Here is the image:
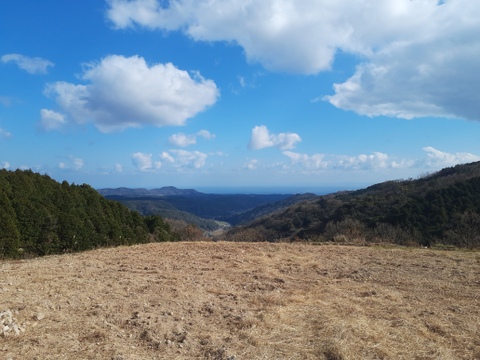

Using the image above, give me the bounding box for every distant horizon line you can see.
[97,184,367,195]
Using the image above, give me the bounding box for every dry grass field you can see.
[1,242,479,359]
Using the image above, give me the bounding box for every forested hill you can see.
[0,169,174,259]
[226,162,480,248]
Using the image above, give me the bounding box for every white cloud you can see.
[244,159,259,170]
[40,109,66,131]
[283,147,480,174]
[197,130,215,140]
[249,125,301,150]
[58,156,84,171]
[160,151,175,163]
[283,151,329,170]
[168,130,215,147]
[107,0,480,121]
[0,128,12,140]
[160,149,208,168]
[1,53,54,74]
[283,150,410,172]
[132,152,161,172]
[114,163,123,172]
[335,152,390,170]
[45,55,219,132]
[422,146,480,168]
[169,149,208,168]
[168,133,196,147]
[1,162,10,169]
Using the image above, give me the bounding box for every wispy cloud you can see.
[0,128,12,140]
[249,125,301,151]
[45,55,219,132]
[1,53,54,74]
[244,159,259,170]
[58,156,84,171]
[0,96,15,107]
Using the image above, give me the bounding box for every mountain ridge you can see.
[226,161,480,248]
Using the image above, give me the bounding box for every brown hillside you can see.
[1,242,479,359]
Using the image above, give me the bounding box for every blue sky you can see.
[1,0,480,192]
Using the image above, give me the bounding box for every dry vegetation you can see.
[1,242,479,359]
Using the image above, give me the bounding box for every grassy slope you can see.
[1,242,479,359]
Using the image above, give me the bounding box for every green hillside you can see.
[0,169,175,259]
[226,162,480,248]
[112,197,220,231]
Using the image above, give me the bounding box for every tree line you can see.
[0,169,176,259]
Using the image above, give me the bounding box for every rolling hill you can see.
[101,189,295,230]
[226,162,480,248]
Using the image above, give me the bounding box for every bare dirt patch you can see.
[1,242,479,359]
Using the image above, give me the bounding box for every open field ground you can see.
[1,242,479,359]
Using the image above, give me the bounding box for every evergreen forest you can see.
[0,169,175,259]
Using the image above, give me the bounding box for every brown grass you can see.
[1,242,479,359]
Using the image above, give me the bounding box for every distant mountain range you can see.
[98,186,201,197]
[99,186,298,230]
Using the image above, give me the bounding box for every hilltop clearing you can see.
[1,242,479,359]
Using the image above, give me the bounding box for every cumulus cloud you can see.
[283,151,329,170]
[168,130,215,147]
[422,146,480,168]
[163,149,208,169]
[1,53,54,74]
[249,125,301,150]
[132,152,161,172]
[335,152,390,170]
[107,0,480,121]
[132,149,208,171]
[283,147,480,173]
[1,162,10,169]
[45,55,219,132]
[283,150,407,172]
[40,109,66,131]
